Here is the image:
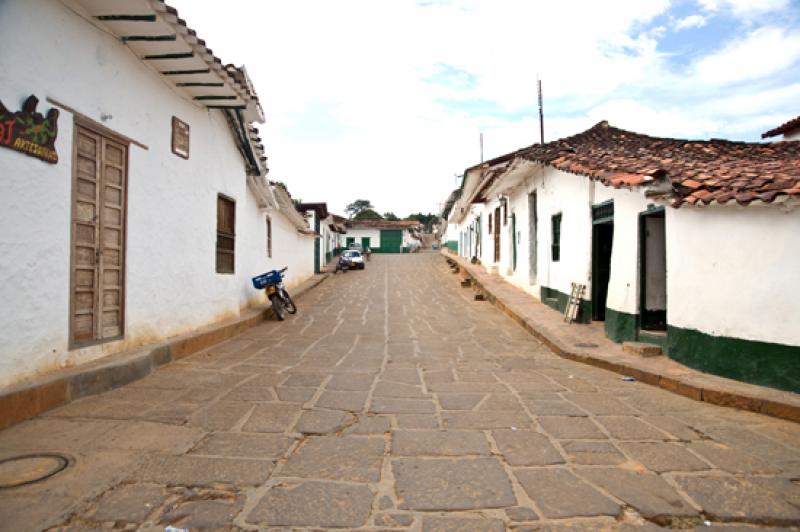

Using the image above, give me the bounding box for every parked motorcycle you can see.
[252,267,297,320]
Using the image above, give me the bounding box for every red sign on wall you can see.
[0,95,59,164]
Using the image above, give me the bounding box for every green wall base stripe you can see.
[604,307,638,343]
[540,286,591,324]
[665,325,800,393]
[446,240,458,252]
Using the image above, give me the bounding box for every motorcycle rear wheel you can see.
[270,294,286,320]
[284,291,297,314]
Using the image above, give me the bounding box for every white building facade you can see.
[447,122,800,392]
[0,0,316,388]
[344,220,423,253]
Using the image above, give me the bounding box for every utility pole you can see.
[479,131,484,162]
[538,77,544,144]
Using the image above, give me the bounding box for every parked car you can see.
[342,249,365,269]
[348,242,363,251]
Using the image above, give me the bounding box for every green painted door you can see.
[361,237,371,250]
[314,217,321,273]
[378,229,402,253]
[346,237,355,247]
[511,213,517,271]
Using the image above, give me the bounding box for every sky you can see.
[174,0,800,217]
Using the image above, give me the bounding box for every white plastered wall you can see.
[527,168,594,298]
[0,0,314,387]
[345,228,381,248]
[666,206,800,346]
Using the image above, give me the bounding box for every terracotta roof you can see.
[346,220,422,229]
[77,0,263,122]
[296,202,329,219]
[762,115,800,139]
[517,121,800,207]
[440,188,462,219]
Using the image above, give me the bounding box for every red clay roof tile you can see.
[518,121,800,207]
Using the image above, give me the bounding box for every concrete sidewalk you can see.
[443,251,800,423]
[0,273,330,430]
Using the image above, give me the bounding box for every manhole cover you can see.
[574,342,599,348]
[0,453,70,489]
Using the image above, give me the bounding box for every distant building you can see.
[446,121,800,392]
[296,203,346,272]
[344,220,423,253]
[762,115,800,142]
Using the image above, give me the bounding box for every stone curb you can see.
[443,251,800,424]
[0,273,330,430]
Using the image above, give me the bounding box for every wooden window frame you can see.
[216,194,236,274]
[171,116,190,159]
[551,213,562,262]
[266,215,272,258]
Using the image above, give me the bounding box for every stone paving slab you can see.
[392,430,491,456]
[132,454,274,487]
[247,481,373,527]
[577,467,698,524]
[421,515,506,531]
[514,467,621,518]
[393,457,517,510]
[280,435,384,482]
[491,429,565,466]
[188,432,294,458]
[675,475,800,525]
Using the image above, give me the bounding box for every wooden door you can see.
[493,207,501,262]
[70,124,127,346]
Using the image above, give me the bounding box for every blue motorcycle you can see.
[252,267,297,320]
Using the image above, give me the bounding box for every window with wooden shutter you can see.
[266,215,272,258]
[551,213,562,262]
[216,195,235,274]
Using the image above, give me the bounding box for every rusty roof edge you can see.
[762,115,800,139]
[148,0,263,121]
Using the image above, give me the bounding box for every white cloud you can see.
[698,0,790,16]
[674,14,707,30]
[692,26,800,84]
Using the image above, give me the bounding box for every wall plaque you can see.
[171,116,189,159]
[0,95,59,163]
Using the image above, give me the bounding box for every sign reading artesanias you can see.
[0,95,59,164]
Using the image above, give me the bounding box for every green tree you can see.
[406,212,439,232]
[353,209,383,220]
[383,212,399,221]
[345,199,374,219]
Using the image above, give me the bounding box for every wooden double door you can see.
[70,124,128,346]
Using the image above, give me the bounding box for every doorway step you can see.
[622,341,662,358]
[639,329,667,348]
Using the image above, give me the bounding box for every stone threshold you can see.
[443,251,800,423]
[0,273,330,430]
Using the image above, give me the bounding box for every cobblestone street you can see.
[1,252,799,531]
